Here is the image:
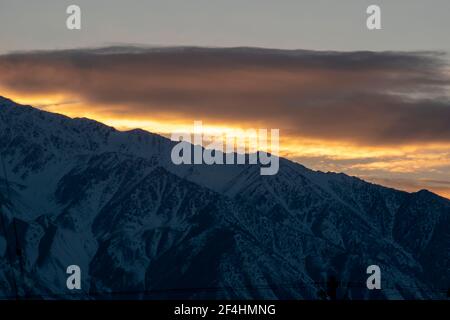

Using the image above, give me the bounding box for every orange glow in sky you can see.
[4,90,449,200]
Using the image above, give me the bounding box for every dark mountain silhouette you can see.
[0,96,449,299]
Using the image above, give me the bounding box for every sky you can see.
[1,0,450,53]
[0,1,450,198]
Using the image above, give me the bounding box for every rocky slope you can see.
[0,96,449,299]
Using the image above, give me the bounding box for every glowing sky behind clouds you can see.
[1,0,450,198]
[0,46,449,198]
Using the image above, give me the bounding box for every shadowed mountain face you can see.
[0,96,449,299]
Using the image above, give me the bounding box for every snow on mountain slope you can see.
[0,96,449,299]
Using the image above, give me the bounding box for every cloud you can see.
[0,46,449,145]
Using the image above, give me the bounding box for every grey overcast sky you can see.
[0,0,449,53]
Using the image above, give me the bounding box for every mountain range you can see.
[0,96,449,300]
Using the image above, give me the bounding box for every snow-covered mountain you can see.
[0,96,449,299]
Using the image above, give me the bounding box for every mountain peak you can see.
[0,95,13,103]
[414,188,449,202]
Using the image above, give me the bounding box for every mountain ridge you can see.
[0,96,449,299]
[1,95,446,201]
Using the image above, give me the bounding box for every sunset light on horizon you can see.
[2,82,449,199]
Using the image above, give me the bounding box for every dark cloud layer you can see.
[0,46,449,145]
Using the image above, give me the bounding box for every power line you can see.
[0,278,447,300]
